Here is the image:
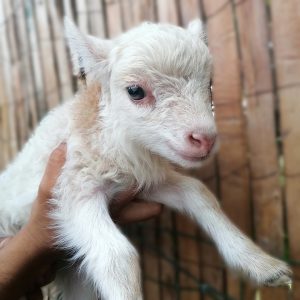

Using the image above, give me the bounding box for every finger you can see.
[38,143,67,199]
[115,202,163,224]
[110,188,137,215]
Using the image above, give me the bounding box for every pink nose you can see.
[188,132,216,154]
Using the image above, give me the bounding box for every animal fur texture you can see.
[0,18,292,299]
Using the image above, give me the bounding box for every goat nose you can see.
[188,133,216,151]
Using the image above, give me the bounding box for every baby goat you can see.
[0,18,291,299]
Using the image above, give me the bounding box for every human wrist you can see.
[0,227,56,299]
[20,223,56,260]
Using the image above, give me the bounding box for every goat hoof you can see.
[263,266,292,287]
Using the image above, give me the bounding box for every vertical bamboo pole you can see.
[179,0,202,25]
[121,0,156,30]
[235,0,287,298]
[34,0,60,110]
[0,1,9,168]
[75,0,89,33]
[63,0,75,20]
[15,0,38,132]
[156,0,178,24]
[47,0,73,101]
[87,0,106,37]
[271,0,300,298]
[0,44,10,168]
[104,0,123,38]
[0,0,18,158]
[4,0,27,148]
[24,0,46,119]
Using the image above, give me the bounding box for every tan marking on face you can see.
[71,83,102,134]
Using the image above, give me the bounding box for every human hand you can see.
[0,144,68,299]
[0,143,162,299]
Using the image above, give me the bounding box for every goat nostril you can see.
[189,133,203,146]
[188,133,216,150]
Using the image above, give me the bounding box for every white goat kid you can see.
[0,18,292,299]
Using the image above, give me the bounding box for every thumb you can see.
[38,143,67,199]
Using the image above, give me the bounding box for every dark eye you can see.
[127,85,145,101]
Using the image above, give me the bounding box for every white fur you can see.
[0,18,291,299]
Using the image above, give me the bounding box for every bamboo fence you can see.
[0,0,300,299]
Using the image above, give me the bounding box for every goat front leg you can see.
[142,171,292,287]
[51,176,142,300]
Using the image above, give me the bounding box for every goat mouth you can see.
[177,152,210,162]
[167,143,211,162]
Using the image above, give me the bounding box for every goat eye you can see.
[127,85,145,100]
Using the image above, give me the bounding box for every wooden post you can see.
[179,0,202,26]
[156,0,179,24]
[271,0,300,298]
[47,0,73,101]
[0,46,10,168]
[0,0,18,158]
[235,0,287,298]
[15,0,38,132]
[34,0,60,110]
[87,0,106,37]
[3,0,27,148]
[75,0,89,33]
[104,0,123,38]
[121,0,157,30]
[24,0,47,119]
[63,0,75,20]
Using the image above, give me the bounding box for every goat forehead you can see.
[115,45,212,84]
[113,25,211,79]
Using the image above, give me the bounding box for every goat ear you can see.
[187,19,208,45]
[64,17,112,76]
